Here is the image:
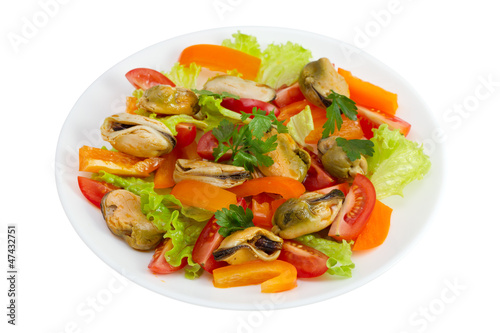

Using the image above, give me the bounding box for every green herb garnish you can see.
[192,89,240,100]
[336,137,374,161]
[322,90,358,138]
[214,204,254,237]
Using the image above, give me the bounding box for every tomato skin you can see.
[328,174,376,242]
[125,68,175,90]
[356,105,411,139]
[220,98,280,117]
[77,176,118,208]
[196,130,231,161]
[302,153,336,191]
[274,83,305,108]
[148,239,187,274]
[175,123,197,148]
[192,198,247,274]
[278,240,329,278]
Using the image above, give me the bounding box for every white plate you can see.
[55,26,444,310]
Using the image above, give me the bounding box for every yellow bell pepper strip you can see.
[178,44,261,80]
[170,179,237,212]
[338,68,398,116]
[79,146,162,177]
[212,260,297,293]
[228,176,306,200]
[352,199,392,251]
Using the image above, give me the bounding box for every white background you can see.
[2,0,499,332]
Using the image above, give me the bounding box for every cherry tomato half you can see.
[278,240,329,278]
[175,123,197,148]
[302,152,336,191]
[220,98,280,117]
[328,174,376,242]
[77,176,118,208]
[196,130,231,161]
[125,68,175,90]
[148,239,187,274]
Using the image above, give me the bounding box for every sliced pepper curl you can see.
[212,260,297,293]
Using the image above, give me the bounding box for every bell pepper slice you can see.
[170,179,237,212]
[228,177,306,200]
[251,193,275,229]
[79,146,162,177]
[352,199,392,251]
[212,260,297,293]
[178,44,261,80]
[154,149,180,189]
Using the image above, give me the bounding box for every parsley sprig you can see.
[212,108,288,172]
[336,137,374,161]
[322,90,358,138]
[214,204,254,237]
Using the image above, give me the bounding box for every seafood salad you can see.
[76,31,431,293]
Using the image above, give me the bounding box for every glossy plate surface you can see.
[55,27,444,310]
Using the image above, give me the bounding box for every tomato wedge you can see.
[220,98,280,117]
[274,83,305,108]
[77,176,118,208]
[278,240,329,278]
[302,152,336,191]
[196,130,231,161]
[125,68,175,90]
[175,123,197,148]
[148,239,187,274]
[192,198,246,273]
[356,105,411,139]
[328,174,376,242]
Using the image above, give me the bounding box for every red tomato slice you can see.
[328,174,376,242]
[250,193,274,229]
[314,183,350,196]
[196,130,231,161]
[148,239,187,274]
[220,98,280,117]
[274,83,305,108]
[356,105,411,139]
[125,68,175,90]
[192,198,247,273]
[278,240,329,278]
[175,123,197,148]
[77,176,118,208]
[302,152,336,191]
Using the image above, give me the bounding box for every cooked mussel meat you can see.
[100,112,176,157]
[213,227,283,265]
[318,135,368,181]
[272,189,345,239]
[173,159,251,188]
[203,75,276,102]
[298,58,350,109]
[101,189,163,250]
[138,85,200,115]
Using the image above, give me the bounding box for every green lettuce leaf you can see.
[222,31,262,58]
[367,124,431,199]
[197,95,250,131]
[166,62,201,89]
[155,114,207,136]
[286,105,314,146]
[295,234,355,277]
[257,42,312,89]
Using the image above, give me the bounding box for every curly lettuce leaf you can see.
[257,42,312,89]
[197,95,250,131]
[367,124,431,199]
[166,62,201,89]
[286,105,314,146]
[155,114,207,136]
[295,234,355,277]
[222,31,262,58]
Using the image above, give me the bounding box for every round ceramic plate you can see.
[55,26,444,310]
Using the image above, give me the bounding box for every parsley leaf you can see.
[192,89,240,100]
[214,204,254,237]
[336,137,374,161]
[322,90,358,138]
[212,108,287,172]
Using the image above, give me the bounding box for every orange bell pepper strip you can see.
[178,140,202,160]
[250,193,275,229]
[79,146,162,177]
[125,96,138,114]
[178,44,261,80]
[338,68,398,116]
[212,260,297,293]
[154,149,180,189]
[353,199,392,251]
[228,177,305,200]
[277,100,310,123]
[305,110,364,144]
[170,179,237,212]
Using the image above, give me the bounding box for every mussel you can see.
[173,159,251,188]
[138,85,200,115]
[318,135,368,181]
[100,112,176,157]
[203,75,276,102]
[298,58,350,109]
[272,189,345,239]
[213,227,283,265]
[101,190,163,250]
[257,130,311,182]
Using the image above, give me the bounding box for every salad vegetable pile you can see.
[77,31,431,293]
